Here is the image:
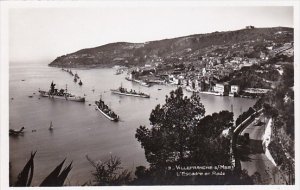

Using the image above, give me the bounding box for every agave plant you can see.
[14,152,72,187]
[15,151,36,186]
[40,158,72,186]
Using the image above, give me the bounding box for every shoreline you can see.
[53,64,262,100]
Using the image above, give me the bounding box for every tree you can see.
[190,111,233,165]
[135,87,237,184]
[282,64,294,87]
[133,166,152,185]
[235,107,255,126]
[136,88,205,168]
[86,155,131,186]
[263,103,278,119]
[136,88,205,171]
[253,97,264,110]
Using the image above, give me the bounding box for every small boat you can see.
[79,80,83,86]
[139,81,151,87]
[49,121,53,131]
[39,82,85,102]
[95,97,119,122]
[74,73,80,79]
[9,127,25,136]
[115,69,123,75]
[111,85,150,98]
[63,69,74,76]
[125,77,132,81]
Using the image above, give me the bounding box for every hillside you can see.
[49,27,293,68]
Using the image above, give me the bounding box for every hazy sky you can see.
[9,6,293,63]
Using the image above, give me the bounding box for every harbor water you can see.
[9,61,257,185]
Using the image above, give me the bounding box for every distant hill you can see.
[49,27,293,68]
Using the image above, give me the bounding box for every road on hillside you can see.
[238,115,286,184]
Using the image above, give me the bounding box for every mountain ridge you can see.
[49,27,293,68]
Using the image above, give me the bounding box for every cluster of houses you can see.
[127,66,242,97]
[124,29,293,98]
[168,75,240,97]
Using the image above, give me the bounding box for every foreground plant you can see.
[13,151,72,187]
[86,155,131,185]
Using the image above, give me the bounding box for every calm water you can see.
[9,62,257,186]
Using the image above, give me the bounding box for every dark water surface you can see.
[9,62,256,185]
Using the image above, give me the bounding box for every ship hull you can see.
[110,90,150,98]
[39,91,85,102]
[95,104,119,122]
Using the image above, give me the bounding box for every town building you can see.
[229,85,240,97]
[231,85,240,94]
[168,75,180,85]
[213,83,229,96]
[245,25,255,29]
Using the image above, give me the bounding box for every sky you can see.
[8,5,293,63]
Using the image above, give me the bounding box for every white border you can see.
[1,1,299,190]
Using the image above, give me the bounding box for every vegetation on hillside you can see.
[49,27,293,68]
[218,64,279,91]
[253,60,294,184]
[133,87,254,185]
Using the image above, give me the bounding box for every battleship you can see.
[95,97,119,121]
[111,85,150,98]
[38,82,85,102]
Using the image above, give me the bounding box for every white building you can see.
[202,68,207,76]
[214,83,230,96]
[231,85,240,93]
[169,75,180,85]
[214,83,225,95]
[229,85,240,97]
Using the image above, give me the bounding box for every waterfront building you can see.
[243,88,271,94]
[128,73,133,80]
[229,85,240,97]
[169,75,180,85]
[213,83,230,96]
[231,85,240,94]
[214,83,224,95]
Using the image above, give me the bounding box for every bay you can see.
[9,62,257,186]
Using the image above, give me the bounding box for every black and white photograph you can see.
[0,0,298,189]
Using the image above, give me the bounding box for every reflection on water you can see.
[9,62,257,185]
